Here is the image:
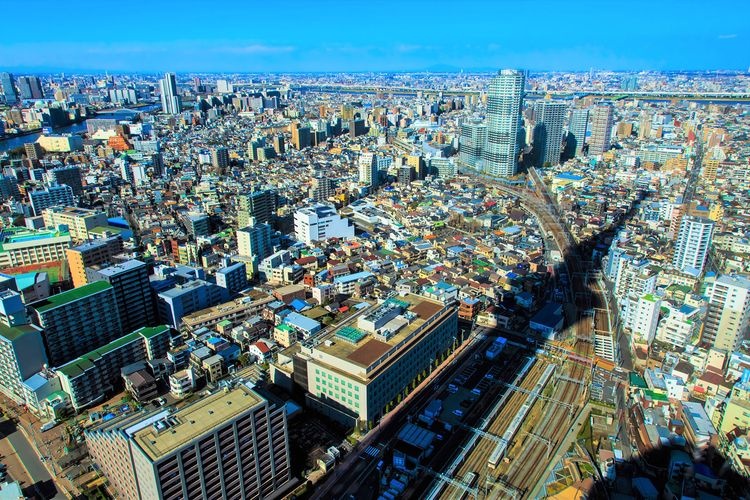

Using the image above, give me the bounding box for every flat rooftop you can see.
[132,384,263,461]
[30,280,112,313]
[310,293,449,375]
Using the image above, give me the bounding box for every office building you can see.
[483,69,524,177]
[159,72,181,115]
[57,325,171,410]
[458,120,487,169]
[86,260,156,335]
[290,123,311,150]
[216,262,248,295]
[29,184,75,216]
[0,72,18,104]
[17,76,43,99]
[211,147,229,171]
[358,152,379,187]
[294,204,354,245]
[85,383,291,500]
[237,189,276,227]
[672,216,714,274]
[273,134,285,155]
[0,226,71,268]
[568,108,589,157]
[428,158,456,179]
[157,280,229,328]
[702,275,750,352]
[42,206,107,242]
[589,104,614,155]
[66,237,123,288]
[29,281,122,367]
[237,222,274,267]
[533,101,567,167]
[0,290,49,407]
[287,294,458,426]
[49,165,83,197]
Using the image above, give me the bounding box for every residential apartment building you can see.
[86,260,156,335]
[56,325,172,410]
[0,290,48,406]
[85,383,291,499]
[66,236,124,288]
[157,280,229,328]
[29,281,122,367]
[672,216,715,274]
[702,275,750,352]
[29,184,75,216]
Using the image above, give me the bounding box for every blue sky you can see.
[3,0,748,72]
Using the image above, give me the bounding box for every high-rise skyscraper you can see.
[567,108,589,157]
[483,69,525,177]
[459,120,487,169]
[237,222,274,270]
[159,72,181,115]
[671,216,714,274]
[532,101,567,167]
[0,72,18,105]
[702,275,750,352]
[17,76,43,99]
[589,104,614,155]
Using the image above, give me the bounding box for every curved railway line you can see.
[445,168,610,498]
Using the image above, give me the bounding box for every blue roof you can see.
[504,225,521,234]
[290,298,310,312]
[13,272,39,291]
[555,172,584,181]
[218,344,241,360]
[678,304,696,315]
[284,311,321,332]
[333,271,373,285]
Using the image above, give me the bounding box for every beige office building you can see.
[85,383,291,499]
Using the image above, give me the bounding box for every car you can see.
[453,409,464,417]
[0,463,6,471]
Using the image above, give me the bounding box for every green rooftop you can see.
[642,293,657,302]
[335,326,366,344]
[0,226,70,252]
[56,325,170,379]
[0,322,40,342]
[31,281,113,313]
[629,372,648,389]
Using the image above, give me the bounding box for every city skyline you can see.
[2,0,748,73]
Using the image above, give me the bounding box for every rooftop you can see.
[132,383,263,460]
[0,226,70,251]
[308,293,450,378]
[93,259,146,277]
[30,281,112,313]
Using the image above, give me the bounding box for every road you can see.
[3,418,63,499]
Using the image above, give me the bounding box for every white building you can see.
[702,274,750,352]
[483,69,524,177]
[358,152,379,187]
[655,302,701,349]
[294,204,354,245]
[672,216,714,275]
[626,293,661,345]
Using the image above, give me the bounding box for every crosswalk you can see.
[363,445,380,457]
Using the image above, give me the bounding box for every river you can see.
[0,103,163,153]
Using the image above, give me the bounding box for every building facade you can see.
[672,216,714,274]
[85,383,291,499]
[293,204,354,245]
[483,69,525,177]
